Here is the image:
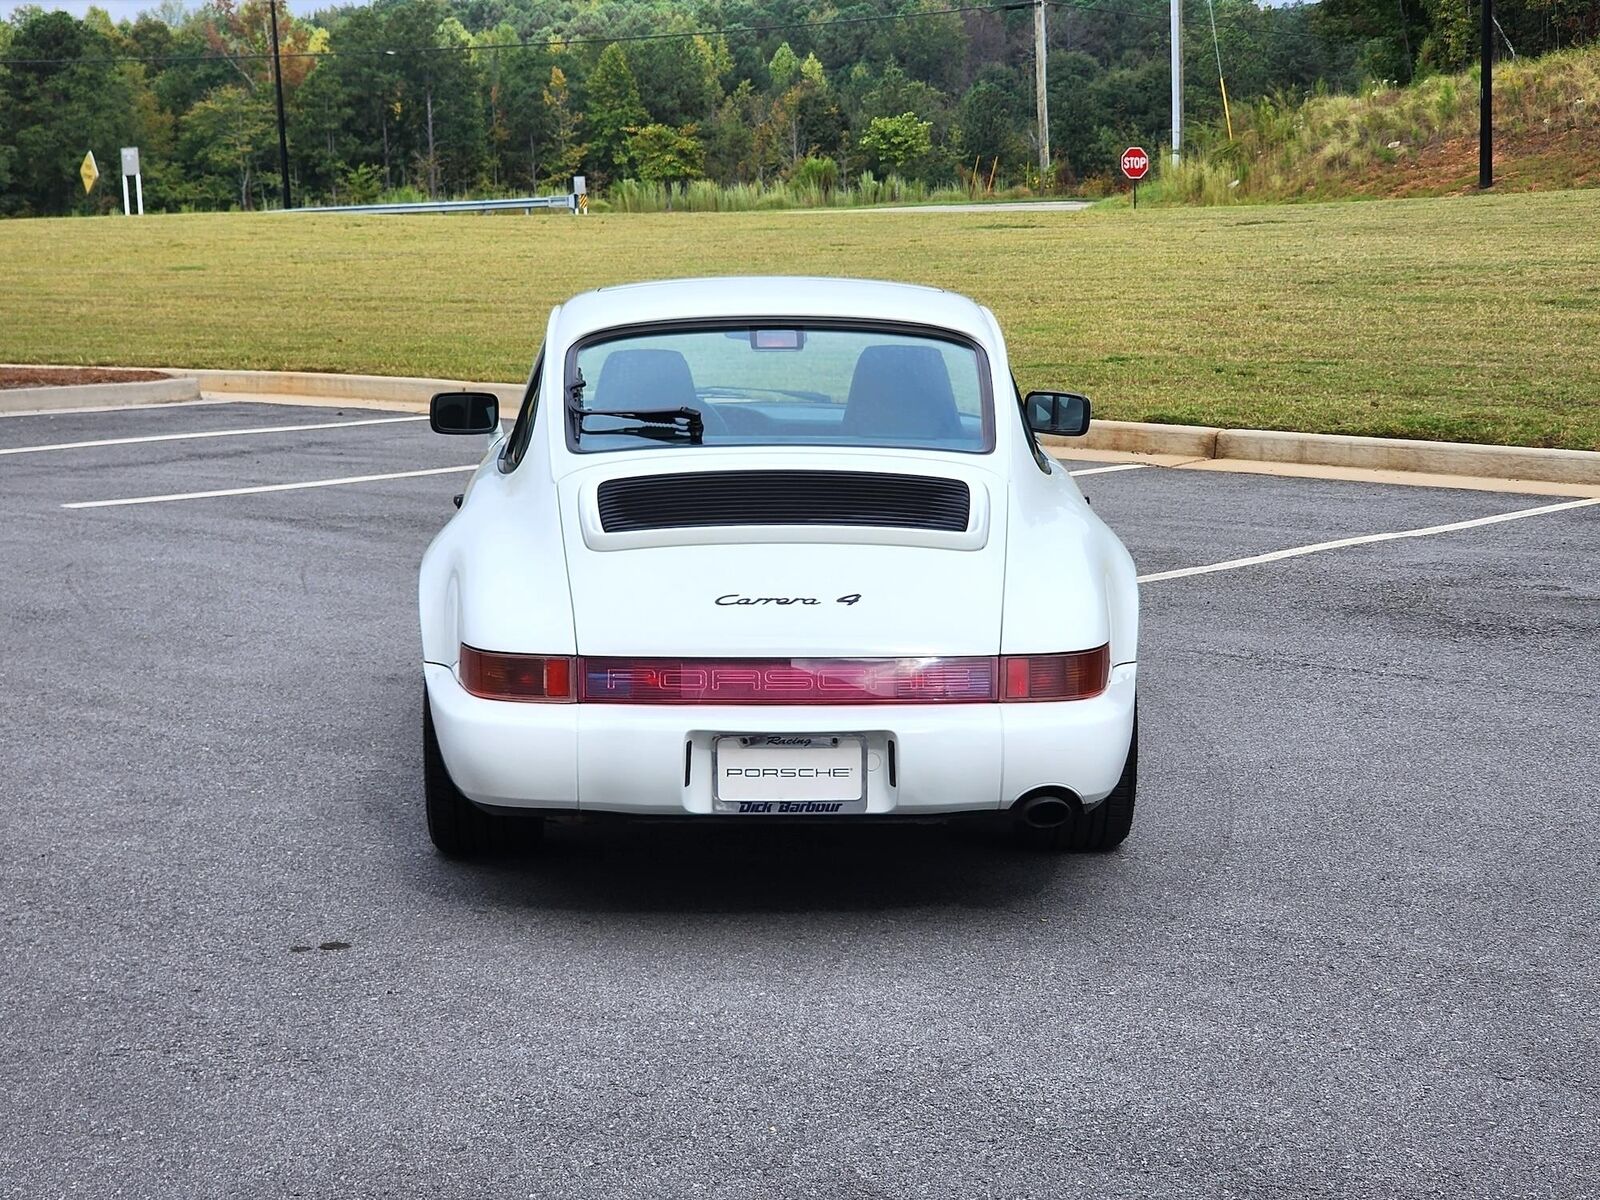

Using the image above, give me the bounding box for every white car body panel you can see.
[419,276,1139,819]
[559,449,1011,657]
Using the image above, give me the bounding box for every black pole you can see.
[1479,0,1493,189]
[269,0,292,209]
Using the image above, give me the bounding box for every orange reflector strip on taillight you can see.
[999,645,1110,701]
[459,645,575,702]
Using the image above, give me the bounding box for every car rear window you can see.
[566,324,993,454]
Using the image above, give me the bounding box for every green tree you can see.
[956,75,1024,171]
[288,31,352,203]
[860,111,932,173]
[179,84,273,209]
[414,16,485,196]
[315,0,483,197]
[860,63,950,134]
[0,11,146,215]
[755,49,841,176]
[625,122,706,186]
[585,42,647,182]
[308,3,409,190]
[705,79,760,183]
[475,34,562,190]
[768,42,802,93]
[541,65,586,182]
[1317,0,1430,80]
[627,32,723,127]
[892,0,967,94]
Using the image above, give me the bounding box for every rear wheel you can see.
[423,689,541,859]
[1015,712,1138,852]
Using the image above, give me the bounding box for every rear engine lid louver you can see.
[595,470,972,534]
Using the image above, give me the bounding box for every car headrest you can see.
[593,349,698,412]
[841,345,962,439]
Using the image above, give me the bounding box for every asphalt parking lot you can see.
[2,399,1596,1199]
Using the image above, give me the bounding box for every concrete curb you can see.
[0,375,200,414]
[1042,422,1600,486]
[1045,419,1221,459]
[9,365,1599,487]
[1215,428,1600,487]
[178,368,524,409]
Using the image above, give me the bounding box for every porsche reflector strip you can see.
[460,649,1110,705]
[580,657,999,704]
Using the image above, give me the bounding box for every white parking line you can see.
[1068,463,1149,477]
[62,465,476,509]
[1139,496,1600,583]
[2,414,425,456]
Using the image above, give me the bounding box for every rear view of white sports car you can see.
[419,277,1139,857]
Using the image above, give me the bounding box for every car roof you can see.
[553,276,997,345]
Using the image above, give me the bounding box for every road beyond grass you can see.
[2,189,1597,450]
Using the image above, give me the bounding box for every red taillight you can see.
[579,657,999,704]
[1000,646,1110,701]
[457,647,1109,704]
[459,645,574,702]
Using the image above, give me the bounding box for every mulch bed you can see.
[0,366,171,390]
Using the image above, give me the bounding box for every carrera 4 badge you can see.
[715,593,862,607]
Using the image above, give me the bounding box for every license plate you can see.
[712,735,867,814]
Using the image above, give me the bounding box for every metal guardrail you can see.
[284,195,576,216]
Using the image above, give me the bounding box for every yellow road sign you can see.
[80,151,99,193]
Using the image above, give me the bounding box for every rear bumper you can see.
[423,661,1136,816]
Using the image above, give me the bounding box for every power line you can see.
[1051,0,1170,26]
[0,1,1027,66]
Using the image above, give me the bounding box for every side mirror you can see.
[1024,391,1091,437]
[430,391,499,435]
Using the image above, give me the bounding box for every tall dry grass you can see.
[600,172,977,213]
[1143,44,1600,205]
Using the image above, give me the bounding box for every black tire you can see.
[1015,712,1138,852]
[423,689,540,859]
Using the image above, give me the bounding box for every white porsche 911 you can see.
[419,277,1139,857]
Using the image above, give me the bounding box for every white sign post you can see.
[572,174,587,216]
[120,146,143,216]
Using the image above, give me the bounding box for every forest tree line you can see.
[1,0,1595,215]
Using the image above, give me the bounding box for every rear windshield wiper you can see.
[566,369,704,445]
[577,408,705,444]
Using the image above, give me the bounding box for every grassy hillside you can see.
[2,189,1598,450]
[1151,45,1600,205]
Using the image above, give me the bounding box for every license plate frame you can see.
[711,734,868,814]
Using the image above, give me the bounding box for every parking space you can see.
[2,399,1596,1197]
[1,405,470,511]
[0,399,413,450]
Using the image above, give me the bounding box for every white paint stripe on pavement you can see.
[3,414,425,456]
[1069,463,1149,477]
[1139,497,1600,583]
[62,464,476,509]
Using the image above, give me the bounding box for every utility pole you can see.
[268,0,292,209]
[1479,0,1493,188]
[1033,0,1050,178]
[1170,0,1183,164]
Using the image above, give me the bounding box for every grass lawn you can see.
[2,189,1598,449]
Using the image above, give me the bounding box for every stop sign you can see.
[1120,147,1150,181]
